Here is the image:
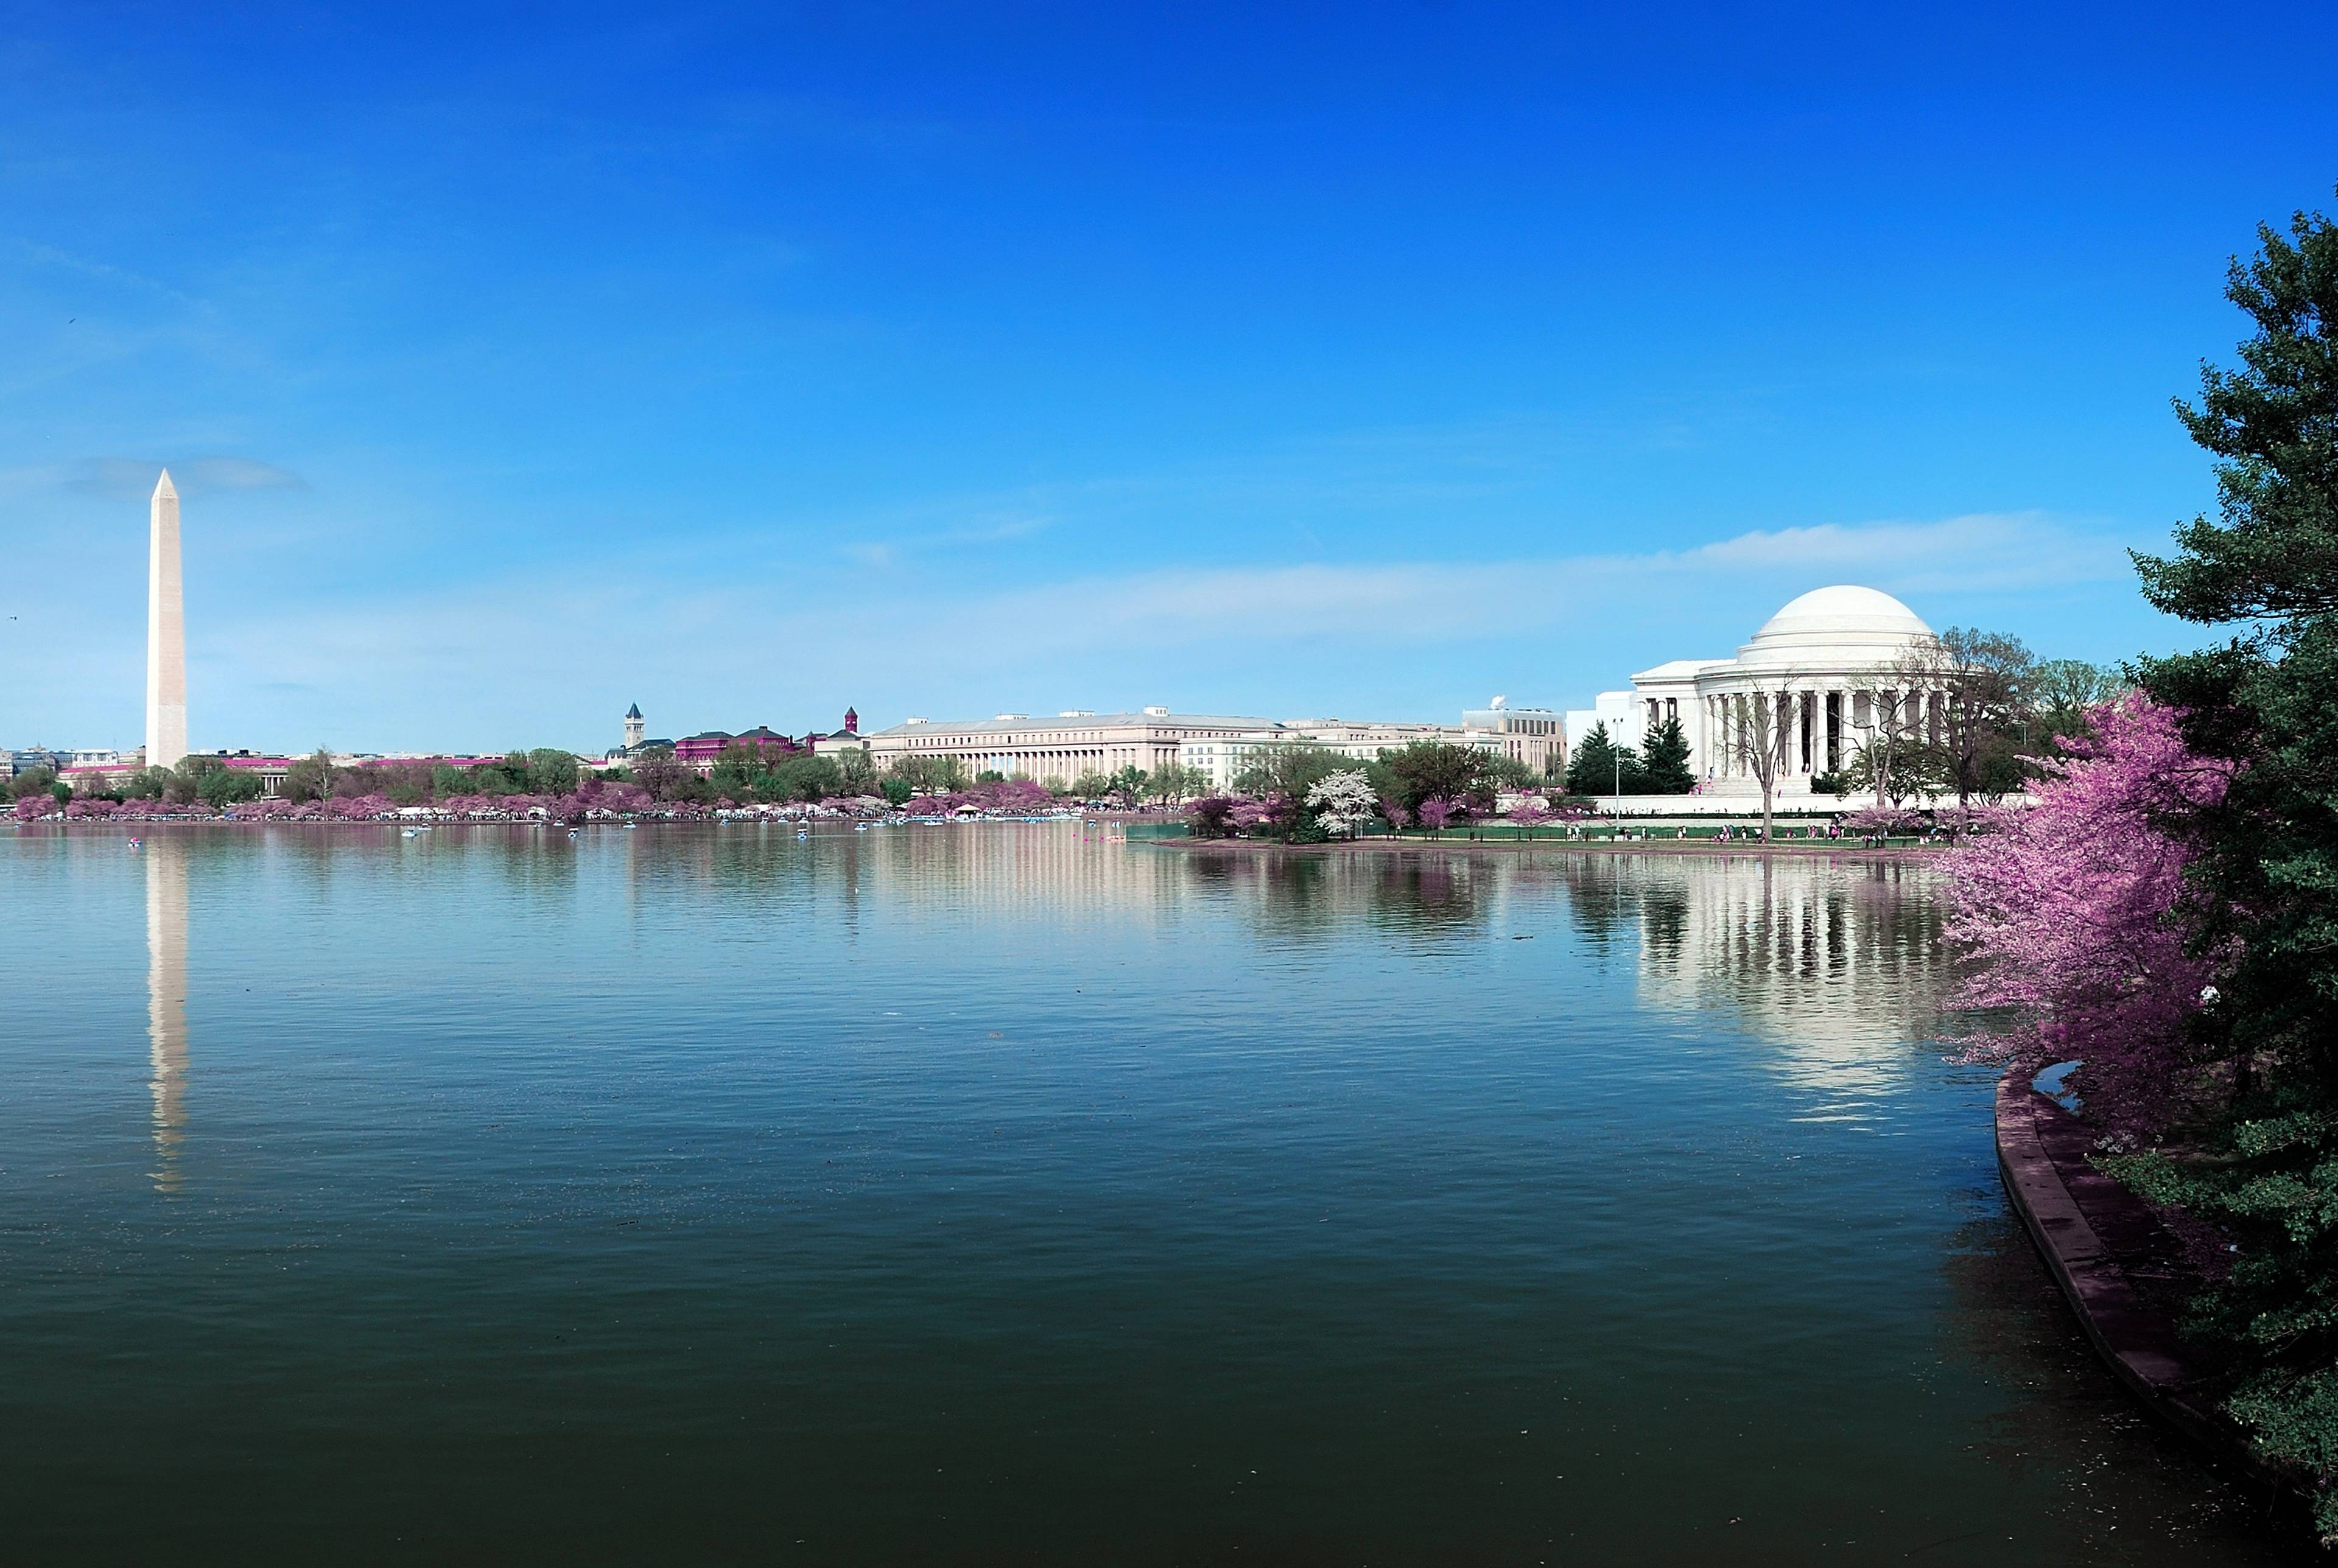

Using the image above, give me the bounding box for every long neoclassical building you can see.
[1564,585,1942,798]
[857,702,1565,789]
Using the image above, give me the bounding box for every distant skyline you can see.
[6,4,2337,754]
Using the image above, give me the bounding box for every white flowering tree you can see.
[1305,769,1383,838]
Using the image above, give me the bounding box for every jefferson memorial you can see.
[1564,585,1940,798]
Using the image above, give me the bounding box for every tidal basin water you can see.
[0,825,2305,1564]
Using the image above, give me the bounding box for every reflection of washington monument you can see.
[146,836,189,1192]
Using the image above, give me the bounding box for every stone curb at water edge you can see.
[1995,1071,2315,1534]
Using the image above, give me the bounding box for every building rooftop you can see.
[1628,657,1733,683]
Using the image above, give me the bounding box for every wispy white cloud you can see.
[839,512,1053,570]
[15,509,2154,754]
[221,510,2129,665]
[65,455,309,500]
[16,239,196,304]
[1671,513,2112,591]
[879,511,2130,653]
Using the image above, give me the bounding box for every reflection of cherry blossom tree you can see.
[1185,796,1238,838]
[1944,695,2234,1135]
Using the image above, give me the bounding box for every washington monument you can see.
[146,469,186,769]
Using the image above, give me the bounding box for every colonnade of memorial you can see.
[1690,684,1943,783]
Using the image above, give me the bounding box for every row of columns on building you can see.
[1688,687,1943,781]
[887,747,1174,781]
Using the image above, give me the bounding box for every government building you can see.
[1563,586,1942,799]
[855,701,1564,791]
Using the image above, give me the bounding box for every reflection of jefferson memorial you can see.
[1565,586,1940,799]
[1624,856,1947,1124]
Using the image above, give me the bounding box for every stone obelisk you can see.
[146,469,188,769]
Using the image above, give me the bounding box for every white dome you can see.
[1736,585,1934,671]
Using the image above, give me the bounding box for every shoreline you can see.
[4,813,1134,831]
[1995,1069,2312,1531]
[1150,835,1940,860]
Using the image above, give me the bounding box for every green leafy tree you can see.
[1481,754,1538,790]
[466,762,522,795]
[707,741,760,802]
[2126,190,2338,1539]
[283,749,333,803]
[1106,765,1150,808]
[1146,762,1207,808]
[1231,741,1355,805]
[2029,659,2126,751]
[1380,741,1495,816]
[833,748,878,794]
[197,766,262,807]
[879,776,913,807]
[763,754,843,803]
[527,748,581,796]
[890,754,967,794]
[6,763,58,802]
[119,766,169,801]
[1640,715,1695,794]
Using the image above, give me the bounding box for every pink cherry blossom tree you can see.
[1227,798,1276,833]
[1943,694,2235,1136]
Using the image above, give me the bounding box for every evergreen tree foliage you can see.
[2129,189,2338,1541]
[1564,723,1617,796]
[1564,722,1649,796]
[1640,715,1695,794]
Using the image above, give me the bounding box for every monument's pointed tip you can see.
[153,468,177,499]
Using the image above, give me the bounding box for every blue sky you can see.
[5,2,2336,755]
